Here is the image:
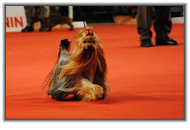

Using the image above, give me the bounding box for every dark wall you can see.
[51,6,184,23]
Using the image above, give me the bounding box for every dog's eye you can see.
[93,40,96,43]
[83,41,86,44]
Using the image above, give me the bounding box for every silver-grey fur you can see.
[47,39,77,100]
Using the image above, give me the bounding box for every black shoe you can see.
[140,39,153,47]
[156,37,178,46]
[21,26,34,32]
[39,26,48,32]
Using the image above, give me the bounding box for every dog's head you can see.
[73,27,103,58]
[58,27,107,78]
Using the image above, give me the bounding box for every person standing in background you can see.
[21,6,50,32]
[137,6,178,47]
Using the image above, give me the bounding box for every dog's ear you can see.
[73,28,85,40]
[60,39,71,51]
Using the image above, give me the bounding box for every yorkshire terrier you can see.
[46,27,109,101]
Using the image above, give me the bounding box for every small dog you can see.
[32,15,74,31]
[46,27,109,101]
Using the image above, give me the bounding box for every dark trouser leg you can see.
[137,6,153,40]
[24,6,35,26]
[154,6,178,45]
[153,6,172,38]
[21,6,34,32]
[38,6,50,31]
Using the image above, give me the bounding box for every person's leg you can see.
[39,6,50,32]
[154,6,171,38]
[21,6,34,32]
[137,6,153,47]
[154,6,178,45]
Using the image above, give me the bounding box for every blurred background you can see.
[57,6,183,24]
[6,6,184,32]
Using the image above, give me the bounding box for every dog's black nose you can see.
[88,45,94,50]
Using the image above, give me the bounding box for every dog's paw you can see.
[93,85,104,99]
[77,85,104,101]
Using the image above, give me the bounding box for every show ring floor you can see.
[6,24,184,119]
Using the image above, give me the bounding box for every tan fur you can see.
[75,78,104,101]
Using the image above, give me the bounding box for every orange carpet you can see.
[6,24,184,119]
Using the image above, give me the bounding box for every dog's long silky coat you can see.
[47,27,109,101]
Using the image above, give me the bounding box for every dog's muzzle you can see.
[88,45,94,50]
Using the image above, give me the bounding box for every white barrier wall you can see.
[6,6,27,32]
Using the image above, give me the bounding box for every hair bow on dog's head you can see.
[86,29,94,36]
